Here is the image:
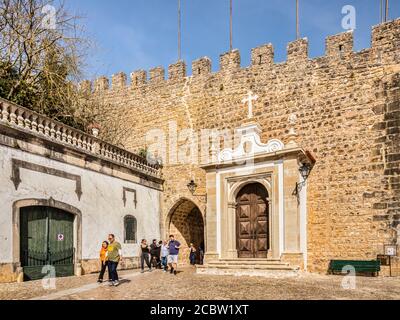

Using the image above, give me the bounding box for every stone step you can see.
[196,265,299,278]
[196,258,300,278]
[199,264,296,271]
[212,258,282,262]
[207,259,288,266]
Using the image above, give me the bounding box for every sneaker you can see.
[174,270,177,276]
[113,281,120,287]
[109,281,114,286]
[97,279,103,283]
[149,268,153,272]
[170,268,174,274]
[163,269,167,273]
[141,270,145,274]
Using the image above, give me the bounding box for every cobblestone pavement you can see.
[0,267,399,300]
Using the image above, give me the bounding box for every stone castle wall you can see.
[85,19,400,273]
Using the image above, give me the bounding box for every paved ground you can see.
[0,267,399,300]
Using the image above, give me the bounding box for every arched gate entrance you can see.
[167,199,205,265]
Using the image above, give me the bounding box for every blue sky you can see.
[66,0,400,80]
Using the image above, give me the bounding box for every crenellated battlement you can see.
[287,38,308,63]
[111,72,127,90]
[149,66,165,84]
[168,61,187,81]
[192,57,212,76]
[94,76,109,92]
[326,31,353,58]
[82,18,400,93]
[130,70,146,87]
[220,49,241,71]
[251,44,274,67]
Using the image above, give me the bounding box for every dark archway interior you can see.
[169,200,204,265]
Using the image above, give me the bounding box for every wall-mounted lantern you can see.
[299,163,312,181]
[294,163,313,197]
[187,180,198,195]
[187,179,207,203]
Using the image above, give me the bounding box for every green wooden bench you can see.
[329,260,381,276]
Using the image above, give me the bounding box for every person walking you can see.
[189,243,197,266]
[199,243,205,265]
[150,239,161,269]
[140,239,152,273]
[97,241,109,283]
[167,234,181,275]
[160,240,169,272]
[157,240,163,268]
[106,234,122,286]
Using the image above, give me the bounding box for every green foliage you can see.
[138,148,148,159]
[0,61,37,108]
[0,0,91,133]
[0,1,127,146]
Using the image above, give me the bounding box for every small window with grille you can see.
[124,215,137,244]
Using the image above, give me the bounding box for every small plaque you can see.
[384,245,397,257]
[57,234,64,241]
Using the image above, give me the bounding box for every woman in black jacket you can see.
[150,239,161,269]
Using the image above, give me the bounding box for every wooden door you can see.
[20,206,74,281]
[236,183,269,258]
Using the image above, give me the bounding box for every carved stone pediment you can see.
[218,122,284,163]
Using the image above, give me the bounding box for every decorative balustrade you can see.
[0,98,162,179]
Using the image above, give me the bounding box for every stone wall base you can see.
[380,257,400,277]
[80,257,140,275]
[0,257,141,283]
[0,264,18,283]
[204,252,219,263]
[281,253,304,271]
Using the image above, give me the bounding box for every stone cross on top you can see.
[242,91,258,119]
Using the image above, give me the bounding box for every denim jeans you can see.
[161,256,168,270]
[108,261,119,282]
[190,253,196,265]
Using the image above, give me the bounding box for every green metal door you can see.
[20,206,75,281]
[48,209,74,278]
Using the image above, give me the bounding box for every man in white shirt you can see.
[160,240,169,272]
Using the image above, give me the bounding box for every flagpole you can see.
[296,0,299,39]
[385,0,389,22]
[178,0,181,60]
[230,0,233,51]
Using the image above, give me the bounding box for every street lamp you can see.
[299,163,312,181]
[187,179,207,203]
[294,163,313,197]
[187,180,198,195]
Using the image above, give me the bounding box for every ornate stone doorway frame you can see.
[214,165,282,260]
[12,198,82,279]
[200,122,315,269]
